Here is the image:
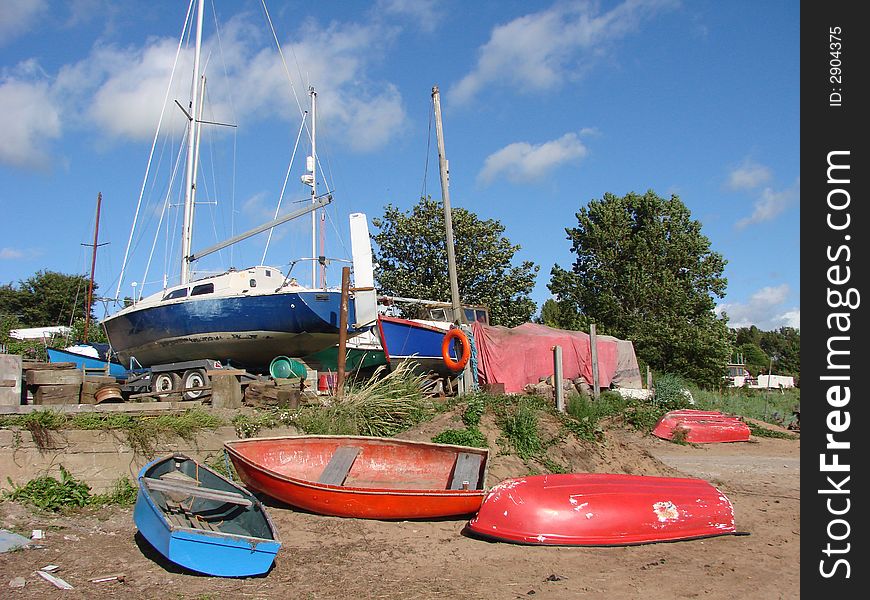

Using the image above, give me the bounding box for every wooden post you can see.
[646,365,652,390]
[210,371,243,409]
[336,266,350,399]
[552,345,564,412]
[589,323,600,399]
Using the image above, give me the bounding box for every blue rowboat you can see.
[134,453,281,577]
[46,345,128,379]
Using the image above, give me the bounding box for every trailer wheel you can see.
[152,372,181,400]
[182,369,210,401]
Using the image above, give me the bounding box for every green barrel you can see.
[269,356,307,379]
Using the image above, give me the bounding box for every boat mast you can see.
[180,0,205,285]
[83,192,103,342]
[431,85,464,324]
[309,86,318,288]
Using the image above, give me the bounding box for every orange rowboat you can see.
[466,473,738,546]
[652,409,751,443]
[224,435,489,519]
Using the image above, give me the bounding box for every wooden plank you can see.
[317,446,361,486]
[26,370,84,386]
[22,361,75,370]
[449,452,482,490]
[33,384,81,405]
[142,477,252,506]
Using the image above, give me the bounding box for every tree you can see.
[535,298,593,331]
[0,270,94,327]
[548,191,731,387]
[371,197,539,327]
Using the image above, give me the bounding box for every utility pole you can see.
[431,85,463,325]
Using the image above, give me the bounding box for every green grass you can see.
[431,427,488,448]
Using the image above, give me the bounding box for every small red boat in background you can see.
[466,473,737,546]
[652,409,751,443]
[224,435,489,519]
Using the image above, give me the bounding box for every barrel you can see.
[269,356,307,380]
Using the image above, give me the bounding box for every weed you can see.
[431,427,488,448]
[670,426,690,445]
[461,396,485,428]
[91,477,138,506]
[3,466,91,511]
[499,399,542,460]
[747,422,798,439]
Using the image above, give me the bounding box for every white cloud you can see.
[0,0,47,45]
[376,0,443,32]
[727,159,772,190]
[450,0,677,105]
[735,178,798,229]
[716,284,800,330]
[478,132,588,184]
[0,247,25,260]
[68,13,406,148]
[0,77,61,167]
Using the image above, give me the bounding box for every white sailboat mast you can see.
[309,86,318,288]
[180,0,205,285]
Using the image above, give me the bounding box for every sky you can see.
[0,0,799,331]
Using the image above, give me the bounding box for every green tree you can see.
[535,298,592,331]
[371,197,539,327]
[548,191,731,387]
[0,270,94,327]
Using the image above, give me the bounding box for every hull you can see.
[376,316,455,376]
[467,473,737,546]
[652,409,751,443]
[46,347,127,378]
[134,454,280,577]
[104,290,361,370]
[225,435,489,519]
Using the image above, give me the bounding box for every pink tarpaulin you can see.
[471,322,621,393]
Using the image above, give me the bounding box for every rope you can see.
[461,324,479,392]
[223,449,234,481]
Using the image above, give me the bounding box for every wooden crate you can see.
[33,384,82,405]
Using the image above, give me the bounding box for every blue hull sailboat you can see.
[101,0,376,371]
[134,453,281,577]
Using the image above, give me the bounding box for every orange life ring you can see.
[442,328,471,372]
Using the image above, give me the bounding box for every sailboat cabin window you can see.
[190,283,214,296]
[265,270,271,277]
[163,288,188,301]
[250,279,257,288]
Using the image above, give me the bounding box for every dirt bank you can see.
[0,418,799,599]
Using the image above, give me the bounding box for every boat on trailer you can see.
[224,435,489,519]
[133,453,281,577]
[652,409,751,443]
[466,473,738,546]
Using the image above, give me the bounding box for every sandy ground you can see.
[0,419,799,599]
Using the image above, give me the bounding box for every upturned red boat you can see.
[652,409,751,443]
[224,435,489,519]
[466,473,738,546]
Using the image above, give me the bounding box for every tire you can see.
[151,372,181,400]
[181,369,210,401]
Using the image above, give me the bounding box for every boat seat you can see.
[449,452,482,490]
[142,477,253,507]
[318,446,362,486]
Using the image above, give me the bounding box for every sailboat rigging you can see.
[101,0,376,372]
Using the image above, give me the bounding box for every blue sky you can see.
[0,0,799,331]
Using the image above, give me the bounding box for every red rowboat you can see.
[652,409,751,443]
[224,435,489,519]
[466,473,738,546]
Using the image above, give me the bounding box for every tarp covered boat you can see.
[224,435,489,519]
[652,409,751,443]
[134,453,281,577]
[470,322,644,393]
[466,473,737,546]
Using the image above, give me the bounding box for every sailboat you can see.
[102,0,376,372]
